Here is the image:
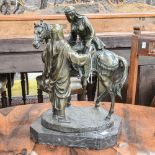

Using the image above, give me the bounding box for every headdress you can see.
[64,6,75,14]
[51,24,64,39]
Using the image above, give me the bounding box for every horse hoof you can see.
[95,103,100,108]
[66,103,71,107]
[105,115,111,121]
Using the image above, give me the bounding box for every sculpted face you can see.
[64,6,76,23]
[51,24,64,41]
[65,12,75,23]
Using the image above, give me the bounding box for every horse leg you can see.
[95,76,108,107]
[105,92,115,120]
[95,89,107,107]
[87,76,97,101]
[81,72,87,101]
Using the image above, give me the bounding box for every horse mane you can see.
[34,22,52,31]
[43,22,51,32]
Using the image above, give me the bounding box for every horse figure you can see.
[33,20,52,49]
[33,20,53,94]
[33,21,128,120]
[88,48,128,119]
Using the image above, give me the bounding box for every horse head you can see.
[33,20,51,49]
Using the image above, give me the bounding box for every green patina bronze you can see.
[33,22,91,120]
[33,9,128,120]
[64,6,106,91]
[31,10,128,148]
[64,6,105,52]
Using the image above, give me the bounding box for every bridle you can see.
[34,23,51,43]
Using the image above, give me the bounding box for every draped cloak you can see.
[42,39,90,108]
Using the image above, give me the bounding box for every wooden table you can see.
[0,101,155,155]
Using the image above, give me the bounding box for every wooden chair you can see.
[0,73,29,107]
[127,26,155,104]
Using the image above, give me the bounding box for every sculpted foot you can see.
[58,116,70,123]
[66,102,71,107]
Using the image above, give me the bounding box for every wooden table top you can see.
[0,101,155,155]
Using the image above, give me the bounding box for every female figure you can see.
[64,6,105,54]
[65,6,105,100]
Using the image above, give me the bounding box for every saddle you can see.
[97,49,119,71]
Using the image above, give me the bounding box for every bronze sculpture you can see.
[64,6,106,98]
[64,6,128,120]
[31,8,128,148]
[0,0,11,15]
[65,6,105,53]
[0,0,25,15]
[33,19,128,120]
[33,22,92,120]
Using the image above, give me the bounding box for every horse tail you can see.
[115,56,128,98]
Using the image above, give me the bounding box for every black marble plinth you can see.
[30,106,121,150]
[41,106,114,133]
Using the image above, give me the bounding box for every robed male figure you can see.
[43,24,92,120]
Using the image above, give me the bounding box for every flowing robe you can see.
[43,39,90,110]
